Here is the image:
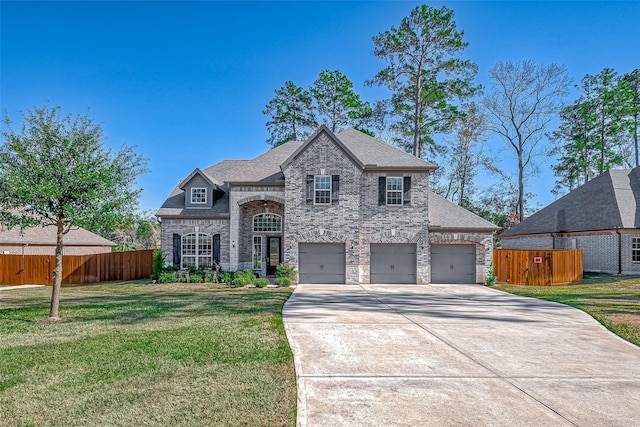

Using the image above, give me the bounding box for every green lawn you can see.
[0,283,296,426]
[493,273,640,346]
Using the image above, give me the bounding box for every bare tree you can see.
[441,103,487,206]
[482,60,571,220]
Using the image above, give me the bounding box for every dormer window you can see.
[191,188,207,204]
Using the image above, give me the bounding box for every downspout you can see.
[616,229,622,275]
[551,233,556,249]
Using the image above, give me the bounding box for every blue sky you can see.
[2,1,639,213]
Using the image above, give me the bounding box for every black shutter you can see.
[378,176,386,205]
[331,175,340,204]
[306,175,314,204]
[403,176,412,206]
[173,233,181,267]
[213,234,220,264]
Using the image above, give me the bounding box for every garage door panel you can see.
[431,244,476,284]
[370,244,417,284]
[299,243,345,284]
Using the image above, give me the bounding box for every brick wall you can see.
[282,131,431,283]
[501,236,554,250]
[359,172,430,283]
[283,132,363,282]
[229,186,285,271]
[160,218,230,270]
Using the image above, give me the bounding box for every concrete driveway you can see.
[283,284,640,426]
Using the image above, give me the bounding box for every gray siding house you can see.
[0,225,115,255]
[157,126,498,284]
[501,167,640,274]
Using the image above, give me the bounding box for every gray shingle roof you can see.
[0,224,115,246]
[337,128,437,169]
[156,143,302,217]
[428,192,499,231]
[157,127,437,217]
[501,167,640,237]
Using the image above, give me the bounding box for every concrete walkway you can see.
[0,284,45,291]
[283,284,640,426]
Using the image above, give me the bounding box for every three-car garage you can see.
[297,242,478,284]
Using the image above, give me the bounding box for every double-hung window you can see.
[314,175,331,205]
[181,233,212,269]
[386,177,403,205]
[191,188,207,204]
[378,176,411,206]
[633,238,640,263]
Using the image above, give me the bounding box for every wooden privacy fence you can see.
[493,249,583,286]
[0,250,153,286]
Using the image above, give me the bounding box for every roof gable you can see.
[280,126,365,171]
[502,167,640,237]
[178,168,222,191]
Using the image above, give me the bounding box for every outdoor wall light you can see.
[232,240,236,248]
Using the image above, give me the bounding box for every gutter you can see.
[616,228,622,274]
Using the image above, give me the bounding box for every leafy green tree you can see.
[110,210,160,251]
[586,68,626,173]
[550,96,600,195]
[482,60,571,220]
[263,80,317,147]
[0,105,148,320]
[368,4,479,159]
[619,69,640,167]
[311,70,367,133]
[551,69,635,196]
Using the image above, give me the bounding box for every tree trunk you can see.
[49,217,64,320]
[518,152,524,222]
[413,112,421,158]
[599,105,605,174]
[634,110,638,168]
[413,72,423,158]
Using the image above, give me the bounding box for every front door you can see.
[267,237,281,276]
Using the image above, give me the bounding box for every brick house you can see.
[157,126,498,284]
[501,167,640,274]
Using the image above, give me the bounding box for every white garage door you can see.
[370,243,417,284]
[298,243,346,284]
[430,244,476,284]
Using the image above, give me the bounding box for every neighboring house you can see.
[501,167,640,274]
[157,126,498,284]
[0,224,115,255]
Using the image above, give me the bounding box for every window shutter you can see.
[378,177,386,205]
[403,176,412,205]
[173,234,181,267]
[306,175,314,204]
[331,175,340,204]
[213,234,221,264]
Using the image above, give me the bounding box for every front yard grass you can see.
[494,273,640,346]
[0,282,296,426]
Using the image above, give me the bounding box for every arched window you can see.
[253,213,282,233]
[182,233,212,269]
